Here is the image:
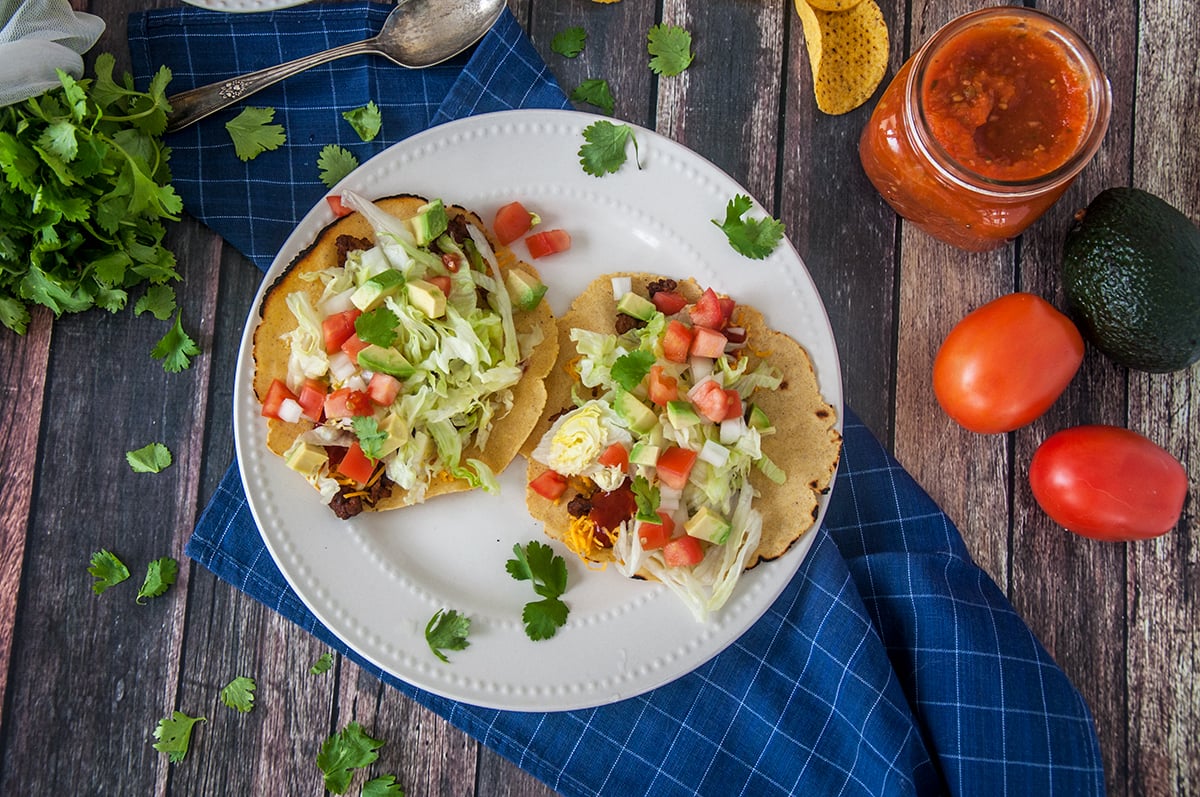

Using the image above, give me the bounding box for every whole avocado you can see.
[1061,187,1200,373]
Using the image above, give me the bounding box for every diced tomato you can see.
[324,387,374,419]
[323,309,362,354]
[428,275,453,297]
[662,320,694,364]
[529,469,568,501]
[656,446,698,490]
[326,195,353,218]
[337,441,376,484]
[689,288,725,329]
[494,201,535,245]
[723,389,743,421]
[340,332,371,364]
[690,326,728,358]
[637,511,675,551]
[718,296,736,324]
[663,535,704,567]
[297,379,327,421]
[647,364,679,406]
[597,442,629,471]
[367,372,402,406]
[525,229,571,259]
[690,380,730,424]
[651,290,688,315]
[261,379,299,420]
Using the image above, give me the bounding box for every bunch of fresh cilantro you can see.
[0,54,181,335]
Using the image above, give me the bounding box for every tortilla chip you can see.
[253,194,558,511]
[525,273,841,571]
[795,0,889,115]
[806,0,864,11]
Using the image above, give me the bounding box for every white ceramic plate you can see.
[183,0,310,11]
[234,109,843,711]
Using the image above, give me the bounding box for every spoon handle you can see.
[165,39,384,133]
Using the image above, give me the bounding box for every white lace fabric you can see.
[0,0,105,107]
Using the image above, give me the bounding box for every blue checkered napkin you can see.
[129,7,1104,794]
[127,1,571,270]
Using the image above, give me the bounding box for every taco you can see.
[253,191,558,519]
[523,273,840,619]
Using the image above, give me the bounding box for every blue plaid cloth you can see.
[129,5,1105,795]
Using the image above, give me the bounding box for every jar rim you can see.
[903,6,1112,197]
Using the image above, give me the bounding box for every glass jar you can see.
[859,7,1111,251]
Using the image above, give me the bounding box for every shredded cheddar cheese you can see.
[563,515,609,571]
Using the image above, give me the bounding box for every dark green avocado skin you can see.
[1062,187,1200,373]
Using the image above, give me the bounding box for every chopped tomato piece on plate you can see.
[689,288,725,329]
[662,320,693,363]
[427,275,453,297]
[326,195,353,218]
[723,389,743,421]
[297,379,327,421]
[324,387,373,419]
[647,364,679,405]
[261,379,299,420]
[323,309,361,354]
[337,441,376,484]
[494,201,536,245]
[367,372,402,406]
[651,290,688,315]
[597,442,629,471]
[656,446,697,490]
[663,535,704,567]
[529,469,568,501]
[690,380,730,424]
[340,332,370,364]
[525,229,571,259]
[637,511,675,551]
[689,326,728,358]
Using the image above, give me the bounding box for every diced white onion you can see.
[328,351,357,381]
[611,276,632,300]
[658,483,682,512]
[698,439,730,467]
[344,374,368,393]
[277,398,304,424]
[688,355,713,382]
[720,416,746,445]
[319,289,356,316]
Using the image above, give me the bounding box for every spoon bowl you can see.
[165,0,506,133]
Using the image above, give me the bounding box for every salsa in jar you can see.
[859,8,1111,251]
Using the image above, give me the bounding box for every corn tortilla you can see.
[253,194,558,511]
[525,273,841,571]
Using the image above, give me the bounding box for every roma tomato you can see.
[525,229,571,258]
[933,293,1084,433]
[1029,425,1188,541]
[494,201,536,245]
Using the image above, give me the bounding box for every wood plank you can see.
[1126,0,1200,793]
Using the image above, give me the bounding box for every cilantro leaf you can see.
[134,284,177,320]
[152,711,206,763]
[551,27,587,58]
[88,549,130,595]
[136,556,179,604]
[578,120,640,177]
[425,608,471,663]
[570,78,615,116]
[507,541,570,640]
[318,144,359,188]
[631,474,661,523]
[342,101,382,142]
[151,311,201,373]
[220,676,257,713]
[354,305,398,347]
[316,721,385,795]
[310,651,335,675]
[711,194,786,259]
[350,416,388,461]
[126,442,172,473]
[363,775,405,797]
[647,24,695,76]
[224,106,286,161]
[611,350,655,392]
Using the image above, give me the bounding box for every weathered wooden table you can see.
[2,0,1196,793]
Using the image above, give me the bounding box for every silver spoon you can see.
[164,0,505,133]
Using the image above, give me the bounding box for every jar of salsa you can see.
[859,7,1111,251]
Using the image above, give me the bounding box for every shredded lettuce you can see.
[283,292,329,390]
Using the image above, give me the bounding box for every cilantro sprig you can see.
[578,120,640,177]
[152,711,206,762]
[647,24,695,76]
[425,608,471,663]
[506,541,570,641]
[136,556,179,604]
[570,78,615,116]
[343,101,382,142]
[126,442,172,473]
[611,350,655,392]
[88,549,130,595]
[151,311,201,373]
[712,194,786,260]
[552,27,587,58]
[225,106,286,161]
[220,676,257,713]
[0,53,182,334]
[310,651,335,674]
[318,144,359,188]
[317,721,386,794]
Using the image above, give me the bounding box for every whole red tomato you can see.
[933,293,1084,433]
[1029,425,1189,541]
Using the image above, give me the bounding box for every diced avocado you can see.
[613,390,658,435]
[505,268,548,311]
[746,403,774,433]
[616,291,657,321]
[684,506,731,545]
[376,413,410,459]
[410,199,449,247]
[406,278,447,318]
[666,400,702,429]
[629,441,661,467]
[351,269,405,311]
[357,345,415,378]
[284,441,329,477]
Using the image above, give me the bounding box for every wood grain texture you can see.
[2,0,1197,795]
